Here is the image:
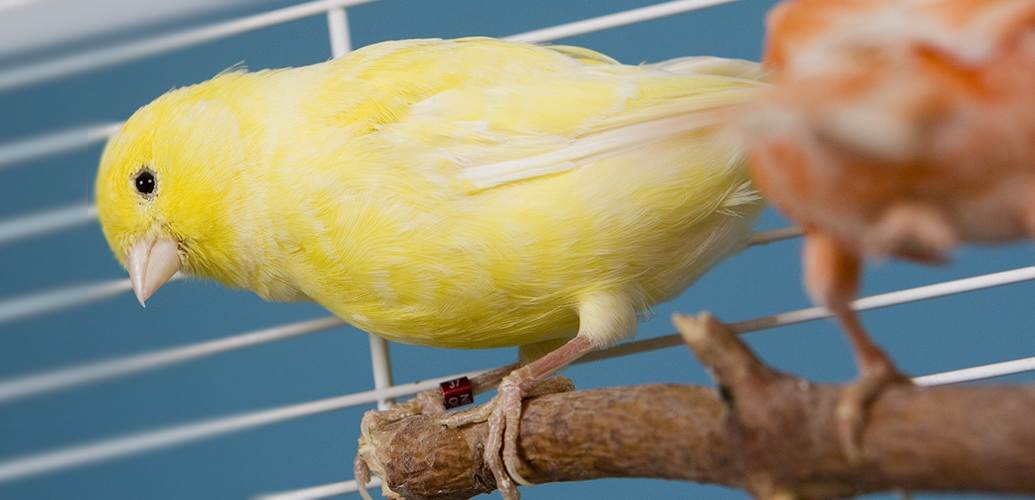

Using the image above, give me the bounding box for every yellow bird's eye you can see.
[133,169,157,198]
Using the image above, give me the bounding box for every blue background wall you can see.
[0,1,1031,498]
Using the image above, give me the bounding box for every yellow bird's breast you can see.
[264,135,760,349]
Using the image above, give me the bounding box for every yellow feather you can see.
[95,38,766,349]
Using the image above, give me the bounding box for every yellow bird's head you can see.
[95,76,253,306]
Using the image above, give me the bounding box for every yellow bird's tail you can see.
[652,55,768,81]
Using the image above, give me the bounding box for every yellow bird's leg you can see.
[517,337,569,365]
[804,232,911,463]
[438,338,574,427]
[442,294,634,500]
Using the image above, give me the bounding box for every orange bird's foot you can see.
[837,352,912,464]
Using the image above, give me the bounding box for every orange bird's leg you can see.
[803,231,911,462]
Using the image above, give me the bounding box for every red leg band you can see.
[440,376,474,409]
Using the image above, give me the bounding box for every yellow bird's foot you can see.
[837,355,912,463]
[356,384,474,500]
[355,362,526,498]
[442,373,574,500]
[358,388,447,434]
[354,389,447,500]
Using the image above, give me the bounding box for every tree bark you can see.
[356,314,1035,499]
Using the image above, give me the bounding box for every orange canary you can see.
[740,0,1035,460]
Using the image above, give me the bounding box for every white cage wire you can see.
[1,1,1034,498]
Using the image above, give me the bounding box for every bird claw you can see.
[358,372,572,500]
[355,388,450,499]
[362,388,448,430]
[442,373,574,499]
[353,451,374,500]
[837,359,912,463]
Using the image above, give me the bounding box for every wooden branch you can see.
[356,314,1035,499]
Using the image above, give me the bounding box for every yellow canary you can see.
[97,37,763,347]
[95,37,765,497]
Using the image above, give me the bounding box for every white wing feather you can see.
[460,111,724,190]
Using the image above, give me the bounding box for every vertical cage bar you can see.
[367,336,394,409]
[326,7,352,57]
[325,6,395,410]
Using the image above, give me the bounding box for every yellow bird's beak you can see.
[126,236,180,307]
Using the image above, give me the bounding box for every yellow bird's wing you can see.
[457,54,765,191]
[322,38,764,189]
